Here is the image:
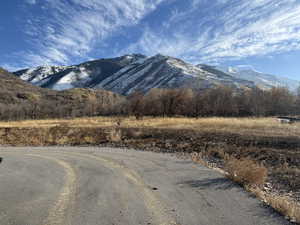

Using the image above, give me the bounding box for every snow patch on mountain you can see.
[219,66,300,92]
[14,54,257,95]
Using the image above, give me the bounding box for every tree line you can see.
[0,86,299,121]
[0,89,124,121]
[126,86,300,118]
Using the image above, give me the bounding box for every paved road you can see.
[0,147,290,225]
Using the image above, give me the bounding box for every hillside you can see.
[0,67,51,104]
[0,68,124,120]
[14,54,255,95]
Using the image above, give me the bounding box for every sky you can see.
[1,0,300,80]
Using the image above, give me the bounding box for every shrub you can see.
[225,157,267,187]
[107,128,122,142]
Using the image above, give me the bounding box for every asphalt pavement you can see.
[0,147,291,225]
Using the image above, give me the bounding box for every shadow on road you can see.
[179,177,238,190]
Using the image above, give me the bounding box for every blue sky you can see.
[1,0,300,80]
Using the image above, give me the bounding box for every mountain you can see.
[216,66,300,92]
[14,54,145,91]
[14,54,255,95]
[0,67,122,105]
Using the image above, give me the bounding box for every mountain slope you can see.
[217,66,300,92]
[14,54,255,95]
[14,54,146,91]
[95,55,255,95]
[0,67,51,104]
[0,68,124,120]
[1,67,123,105]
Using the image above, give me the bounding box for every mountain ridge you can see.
[216,65,300,92]
[13,54,296,95]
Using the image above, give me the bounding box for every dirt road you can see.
[0,147,290,225]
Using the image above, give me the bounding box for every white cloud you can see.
[9,0,300,68]
[19,0,165,67]
[25,0,37,5]
[124,0,300,64]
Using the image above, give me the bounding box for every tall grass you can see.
[251,188,300,223]
[0,117,300,137]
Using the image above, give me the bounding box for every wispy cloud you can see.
[124,0,300,64]
[5,0,300,70]
[14,0,165,68]
[25,0,37,5]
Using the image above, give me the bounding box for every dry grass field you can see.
[1,116,300,137]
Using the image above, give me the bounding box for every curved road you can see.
[0,147,290,225]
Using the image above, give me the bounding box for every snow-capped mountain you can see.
[14,54,145,92]
[217,65,300,92]
[14,54,255,95]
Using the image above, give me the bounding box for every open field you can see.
[1,116,300,137]
[0,116,300,223]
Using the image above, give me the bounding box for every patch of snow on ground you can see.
[166,58,203,77]
[51,71,77,90]
[19,71,34,81]
[52,83,74,91]
[133,57,148,65]
[34,77,51,86]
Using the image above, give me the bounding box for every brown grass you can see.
[0,117,299,137]
[225,157,268,187]
[191,152,211,168]
[251,188,300,223]
[271,198,300,223]
[107,128,122,142]
[191,152,300,223]
[266,195,300,223]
